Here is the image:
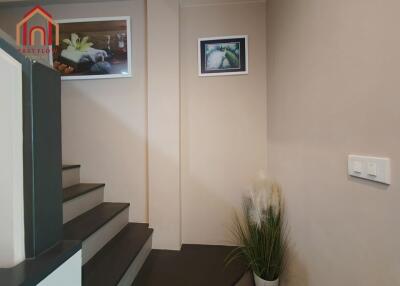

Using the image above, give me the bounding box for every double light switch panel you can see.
[348,155,391,185]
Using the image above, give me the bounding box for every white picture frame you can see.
[53,16,132,80]
[198,35,248,77]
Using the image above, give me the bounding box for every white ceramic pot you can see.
[253,273,279,286]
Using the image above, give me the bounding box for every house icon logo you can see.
[16,5,59,48]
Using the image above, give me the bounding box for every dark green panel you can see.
[0,35,63,258]
[32,62,63,254]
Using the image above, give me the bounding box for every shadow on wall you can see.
[281,246,309,286]
[61,85,182,249]
[182,169,260,246]
[60,82,148,223]
[62,81,240,248]
[235,271,254,286]
[347,175,389,191]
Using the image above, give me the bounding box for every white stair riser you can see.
[82,208,129,265]
[119,235,152,286]
[37,250,82,286]
[62,168,80,188]
[63,188,105,223]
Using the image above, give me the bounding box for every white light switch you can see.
[367,162,377,177]
[352,161,362,173]
[348,155,391,185]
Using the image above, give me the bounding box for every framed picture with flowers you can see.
[51,16,131,80]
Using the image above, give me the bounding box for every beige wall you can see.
[0,0,268,248]
[147,0,182,250]
[266,0,400,285]
[0,0,148,224]
[180,1,267,245]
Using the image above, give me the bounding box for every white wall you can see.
[0,47,25,267]
[266,0,400,285]
[0,0,148,224]
[180,1,267,245]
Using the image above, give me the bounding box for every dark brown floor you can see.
[133,244,247,286]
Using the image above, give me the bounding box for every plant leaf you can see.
[225,185,288,281]
[71,33,79,48]
[63,39,71,45]
[81,36,88,46]
[78,42,93,52]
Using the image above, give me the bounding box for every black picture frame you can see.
[198,35,248,76]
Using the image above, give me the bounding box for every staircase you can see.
[62,164,153,286]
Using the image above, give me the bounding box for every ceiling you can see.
[0,0,265,8]
[181,0,265,5]
[0,0,132,8]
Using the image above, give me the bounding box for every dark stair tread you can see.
[63,203,130,241]
[0,240,81,286]
[62,164,81,170]
[83,223,153,286]
[63,183,105,202]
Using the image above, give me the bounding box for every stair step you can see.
[62,165,80,188]
[62,164,81,170]
[63,183,105,223]
[63,183,105,202]
[64,202,129,241]
[83,223,153,286]
[64,203,130,264]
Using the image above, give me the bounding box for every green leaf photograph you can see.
[199,35,248,76]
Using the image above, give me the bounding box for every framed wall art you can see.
[198,35,248,77]
[52,16,131,80]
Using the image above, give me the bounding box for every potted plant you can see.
[226,174,288,286]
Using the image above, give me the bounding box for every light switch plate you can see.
[348,155,391,185]
[367,162,377,177]
[353,160,362,173]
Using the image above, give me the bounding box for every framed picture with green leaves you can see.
[198,35,248,77]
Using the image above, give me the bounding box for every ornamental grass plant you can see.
[226,175,288,281]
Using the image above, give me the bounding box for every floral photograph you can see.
[52,17,131,80]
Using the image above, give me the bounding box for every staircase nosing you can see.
[83,223,153,286]
[62,164,81,170]
[115,226,153,284]
[63,183,106,202]
[63,203,130,241]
